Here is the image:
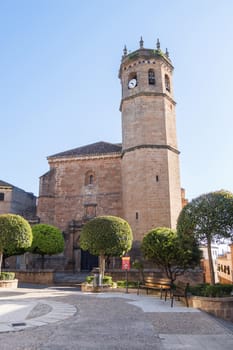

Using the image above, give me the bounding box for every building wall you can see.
[122,147,172,241]
[217,244,233,284]
[11,187,36,216]
[38,154,123,232]
[0,184,36,217]
[37,169,56,225]
[37,154,123,270]
[200,245,219,283]
[0,186,12,214]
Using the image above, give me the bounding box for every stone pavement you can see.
[0,285,233,349]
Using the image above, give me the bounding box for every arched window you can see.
[89,175,94,184]
[148,69,155,85]
[85,171,95,186]
[165,74,170,92]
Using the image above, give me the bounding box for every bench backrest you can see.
[174,281,189,295]
[144,277,171,287]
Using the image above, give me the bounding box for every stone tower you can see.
[119,38,182,243]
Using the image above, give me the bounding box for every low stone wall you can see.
[15,270,54,285]
[0,279,18,288]
[107,269,203,285]
[190,296,233,322]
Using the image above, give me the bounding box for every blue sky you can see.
[1,0,233,200]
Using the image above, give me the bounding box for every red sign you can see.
[122,256,130,270]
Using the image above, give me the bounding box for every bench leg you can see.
[137,281,140,295]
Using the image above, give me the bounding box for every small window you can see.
[0,193,4,201]
[89,175,94,185]
[136,212,139,220]
[156,175,159,182]
[84,204,97,218]
[148,69,155,85]
[85,171,95,186]
[165,74,170,92]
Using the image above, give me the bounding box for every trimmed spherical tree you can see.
[0,214,32,274]
[80,216,133,278]
[141,227,201,283]
[29,224,65,269]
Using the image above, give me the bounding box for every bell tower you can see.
[119,38,182,242]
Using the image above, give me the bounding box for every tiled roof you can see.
[0,180,13,187]
[49,141,122,159]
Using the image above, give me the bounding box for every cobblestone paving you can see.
[0,287,232,350]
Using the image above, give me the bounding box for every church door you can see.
[81,250,98,271]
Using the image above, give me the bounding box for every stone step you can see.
[54,272,89,285]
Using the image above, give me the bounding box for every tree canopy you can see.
[29,224,64,268]
[0,214,32,273]
[141,227,201,283]
[80,216,133,278]
[177,190,233,284]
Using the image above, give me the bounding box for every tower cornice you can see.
[121,144,180,157]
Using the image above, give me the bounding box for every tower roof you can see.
[48,141,122,159]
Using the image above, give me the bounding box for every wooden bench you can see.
[137,277,171,300]
[171,281,189,307]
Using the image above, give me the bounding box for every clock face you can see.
[128,78,137,89]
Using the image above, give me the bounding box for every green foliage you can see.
[80,216,133,257]
[102,275,113,285]
[132,260,144,270]
[86,276,94,283]
[86,275,113,285]
[30,224,64,256]
[0,214,32,256]
[3,247,26,259]
[177,190,233,284]
[189,283,233,298]
[0,272,15,280]
[141,227,201,283]
[177,190,233,243]
[116,280,138,288]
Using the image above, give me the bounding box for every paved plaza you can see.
[0,285,233,349]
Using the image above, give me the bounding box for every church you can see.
[37,38,184,271]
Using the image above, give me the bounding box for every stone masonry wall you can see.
[38,155,123,231]
[122,147,181,241]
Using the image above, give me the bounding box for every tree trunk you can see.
[0,252,2,274]
[99,255,105,284]
[2,255,6,269]
[207,237,215,285]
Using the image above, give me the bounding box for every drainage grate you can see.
[12,322,26,327]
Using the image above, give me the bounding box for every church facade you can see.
[37,38,184,271]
